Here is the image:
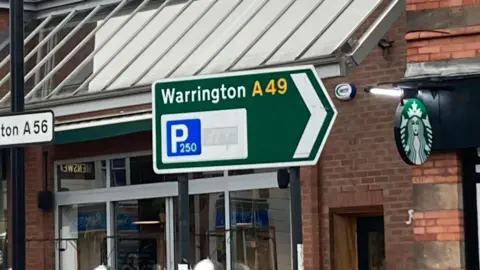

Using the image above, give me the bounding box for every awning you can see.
[54,113,152,144]
[0,0,404,116]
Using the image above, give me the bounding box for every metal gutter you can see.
[404,57,480,80]
[0,59,343,117]
[348,0,405,66]
[0,1,36,11]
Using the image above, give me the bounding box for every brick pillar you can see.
[300,165,321,270]
[412,152,464,270]
[24,146,54,270]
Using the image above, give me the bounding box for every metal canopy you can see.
[0,0,404,116]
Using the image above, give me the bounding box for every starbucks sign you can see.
[394,98,433,165]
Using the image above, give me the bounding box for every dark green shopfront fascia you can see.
[53,113,152,145]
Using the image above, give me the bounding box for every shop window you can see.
[57,161,106,191]
[58,203,107,270]
[0,180,6,270]
[228,188,291,270]
[173,193,226,267]
[332,213,385,270]
[114,198,167,269]
[111,155,224,187]
[228,168,277,176]
[0,149,8,270]
[56,155,226,190]
[110,158,127,186]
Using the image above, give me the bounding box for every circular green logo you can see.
[394,98,433,165]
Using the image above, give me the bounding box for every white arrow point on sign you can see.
[291,72,327,159]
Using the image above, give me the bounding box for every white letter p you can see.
[171,124,188,153]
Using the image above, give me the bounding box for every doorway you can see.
[356,216,385,270]
[332,213,385,270]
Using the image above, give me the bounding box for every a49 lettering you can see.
[251,78,287,97]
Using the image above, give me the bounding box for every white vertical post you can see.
[105,159,111,188]
[225,190,231,270]
[125,157,131,186]
[194,195,200,261]
[54,205,60,270]
[166,198,176,270]
[105,159,115,267]
[106,201,115,268]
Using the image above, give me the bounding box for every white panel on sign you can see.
[0,111,54,146]
[160,108,248,164]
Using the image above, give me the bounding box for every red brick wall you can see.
[40,9,410,270]
[407,27,480,62]
[411,152,464,270]
[414,210,463,241]
[21,133,151,269]
[17,6,412,270]
[406,0,478,10]
[406,0,480,63]
[24,147,55,270]
[299,10,413,270]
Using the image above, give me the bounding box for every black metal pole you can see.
[178,175,189,267]
[289,167,303,270]
[9,0,26,268]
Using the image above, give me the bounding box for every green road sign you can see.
[152,65,337,174]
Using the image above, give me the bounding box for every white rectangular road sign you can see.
[0,111,54,146]
[160,108,248,164]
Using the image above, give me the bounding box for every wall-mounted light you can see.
[364,86,403,97]
[365,81,455,106]
[377,38,395,58]
[364,82,420,100]
[132,220,160,225]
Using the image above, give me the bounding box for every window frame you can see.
[54,150,281,270]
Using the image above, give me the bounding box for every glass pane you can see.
[112,155,223,187]
[110,158,127,187]
[368,232,386,270]
[59,203,107,270]
[229,188,291,270]
[0,181,6,269]
[173,193,226,267]
[57,161,106,191]
[228,168,277,176]
[115,198,167,270]
[191,171,224,179]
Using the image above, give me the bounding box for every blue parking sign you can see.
[166,119,202,157]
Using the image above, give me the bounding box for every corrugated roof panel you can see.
[89,2,186,91]
[230,0,319,71]
[0,0,403,106]
[267,0,352,64]
[168,0,255,78]
[138,0,238,81]
[65,0,391,93]
[105,0,217,90]
[302,0,383,59]
[198,0,289,75]
[127,0,232,87]
[90,0,383,91]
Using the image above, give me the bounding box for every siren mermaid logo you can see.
[398,98,433,165]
